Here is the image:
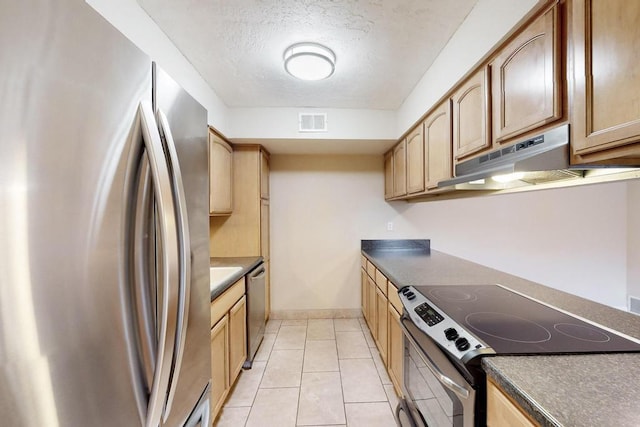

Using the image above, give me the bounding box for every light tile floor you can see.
[214,317,399,427]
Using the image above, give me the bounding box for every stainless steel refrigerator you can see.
[0,1,211,426]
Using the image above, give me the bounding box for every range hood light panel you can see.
[468,179,486,185]
[492,172,525,183]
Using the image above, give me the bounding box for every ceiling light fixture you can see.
[283,42,336,81]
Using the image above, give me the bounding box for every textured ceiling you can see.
[137,0,478,110]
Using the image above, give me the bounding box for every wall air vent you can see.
[299,113,328,132]
[630,296,640,315]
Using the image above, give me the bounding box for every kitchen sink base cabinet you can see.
[210,278,247,423]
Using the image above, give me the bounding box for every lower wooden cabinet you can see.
[210,315,229,419]
[375,285,389,364]
[228,295,247,382]
[387,303,404,397]
[487,379,538,427]
[210,278,247,422]
[361,256,404,399]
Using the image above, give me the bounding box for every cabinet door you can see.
[229,296,247,384]
[210,315,229,420]
[424,101,453,189]
[387,304,404,397]
[375,286,388,365]
[393,140,407,197]
[571,0,640,160]
[361,268,368,321]
[487,380,536,427]
[406,125,425,194]
[260,199,269,259]
[367,274,377,337]
[492,5,561,144]
[209,132,233,215]
[452,67,491,161]
[260,149,270,199]
[384,150,394,200]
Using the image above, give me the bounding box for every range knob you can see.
[407,292,416,301]
[444,328,459,341]
[401,287,411,295]
[455,337,470,351]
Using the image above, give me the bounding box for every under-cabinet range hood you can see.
[438,124,585,190]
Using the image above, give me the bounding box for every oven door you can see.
[399,317,476,427]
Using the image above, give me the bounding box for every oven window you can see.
[405,336,464,427]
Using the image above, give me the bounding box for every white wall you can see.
[86,0,229,133]
[396,0,539,134]
[270,155,630,312]
[401,184,629,309]
[628,180,640,304]
[228,107,397,142]
[270,155,414,312]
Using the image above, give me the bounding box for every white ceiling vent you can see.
[299,113,328,132]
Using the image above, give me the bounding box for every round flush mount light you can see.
[283,42,336,81]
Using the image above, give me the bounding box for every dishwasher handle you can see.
[249,267,266,281]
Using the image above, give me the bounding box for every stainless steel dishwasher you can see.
[243,263,266,369]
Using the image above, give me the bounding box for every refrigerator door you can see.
[153,65,211,426]
[0,0,155,426]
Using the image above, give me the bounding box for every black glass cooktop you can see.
[413,284,640,354]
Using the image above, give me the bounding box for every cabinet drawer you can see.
[211,277,245,327]
[361,255,367,269]
[366,260,376,279]
[375,269,388,296]
[387,281,403,313]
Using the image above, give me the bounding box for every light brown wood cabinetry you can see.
[361,258,404,398]
[424,101,453,189]
[210,314,229,420]
[384,150,394,200]
[228,295,247,383]
[210,145,271,319]
[260,149,270,199]
[406,126,425,194]
[375,285,388,364]
[367,274,377,336]
[393,140,407,197]
[491,5,561,145]
[210,278,246,422]
[209,130,233,215]
[387,300,404,397]
[452,66,491,162]
[571,0,640,163]
[487,379,538,427]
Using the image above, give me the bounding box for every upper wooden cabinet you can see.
[260,149,270,199]
[491,4,561,145]
[406,125,425,194]
[424,101,453,190]
[392,140,407,197]
[210,145,270,259]
[452,66,491,162]
[384,150,394,200]
[571,0,640,163]
[209,130,233,215]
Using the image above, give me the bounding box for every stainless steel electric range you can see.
[395,284,640,427]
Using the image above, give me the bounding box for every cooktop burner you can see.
[401,284,640,359]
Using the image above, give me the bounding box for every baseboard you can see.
[269,308,362,320]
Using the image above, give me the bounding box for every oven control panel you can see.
[398,286,491,362]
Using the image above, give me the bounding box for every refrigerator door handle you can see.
[155,109,192,421]
[139,101,180,427]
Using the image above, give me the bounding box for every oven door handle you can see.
[400,320,470,400]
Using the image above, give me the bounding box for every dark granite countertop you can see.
[210,256,263,301]
[361,239,640,427]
